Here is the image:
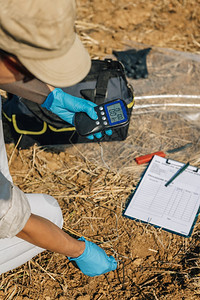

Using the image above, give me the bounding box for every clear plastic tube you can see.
[134,103,200,109]
[134,94,200,111]
[135,95,200,101]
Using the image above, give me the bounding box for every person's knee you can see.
[42,194,63,228]
[26,193,63,229]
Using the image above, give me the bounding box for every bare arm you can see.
[0,78,54,104]
[17,213,85,258]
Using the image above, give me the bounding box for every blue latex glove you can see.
[68,237,117,277]
[42,88,112,140]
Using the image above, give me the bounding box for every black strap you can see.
[94,69,111,105]
[94,59,129,105]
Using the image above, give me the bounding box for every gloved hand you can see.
[68,236,117,277]
[42,88,112,140]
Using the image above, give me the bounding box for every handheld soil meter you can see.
[75,99,129,137]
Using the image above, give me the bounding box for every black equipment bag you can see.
[3,59,134,148]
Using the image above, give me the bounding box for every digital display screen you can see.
[106,102,125,124]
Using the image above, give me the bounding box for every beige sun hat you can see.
[0,0,91,87]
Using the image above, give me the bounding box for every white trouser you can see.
[0,96,63,274]
[0,193,63,275]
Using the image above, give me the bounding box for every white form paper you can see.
[124,155,200,236]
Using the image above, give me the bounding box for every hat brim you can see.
[19,35,91,87]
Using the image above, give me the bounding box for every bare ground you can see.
[0,0,200,299]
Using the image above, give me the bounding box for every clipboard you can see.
[123,155,200,237]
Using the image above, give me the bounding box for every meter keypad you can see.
[96,106,109,126]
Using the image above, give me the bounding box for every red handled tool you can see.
[135,151,166,164]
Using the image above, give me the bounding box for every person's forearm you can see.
[0,79,54,104]
[16,213,85,258]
